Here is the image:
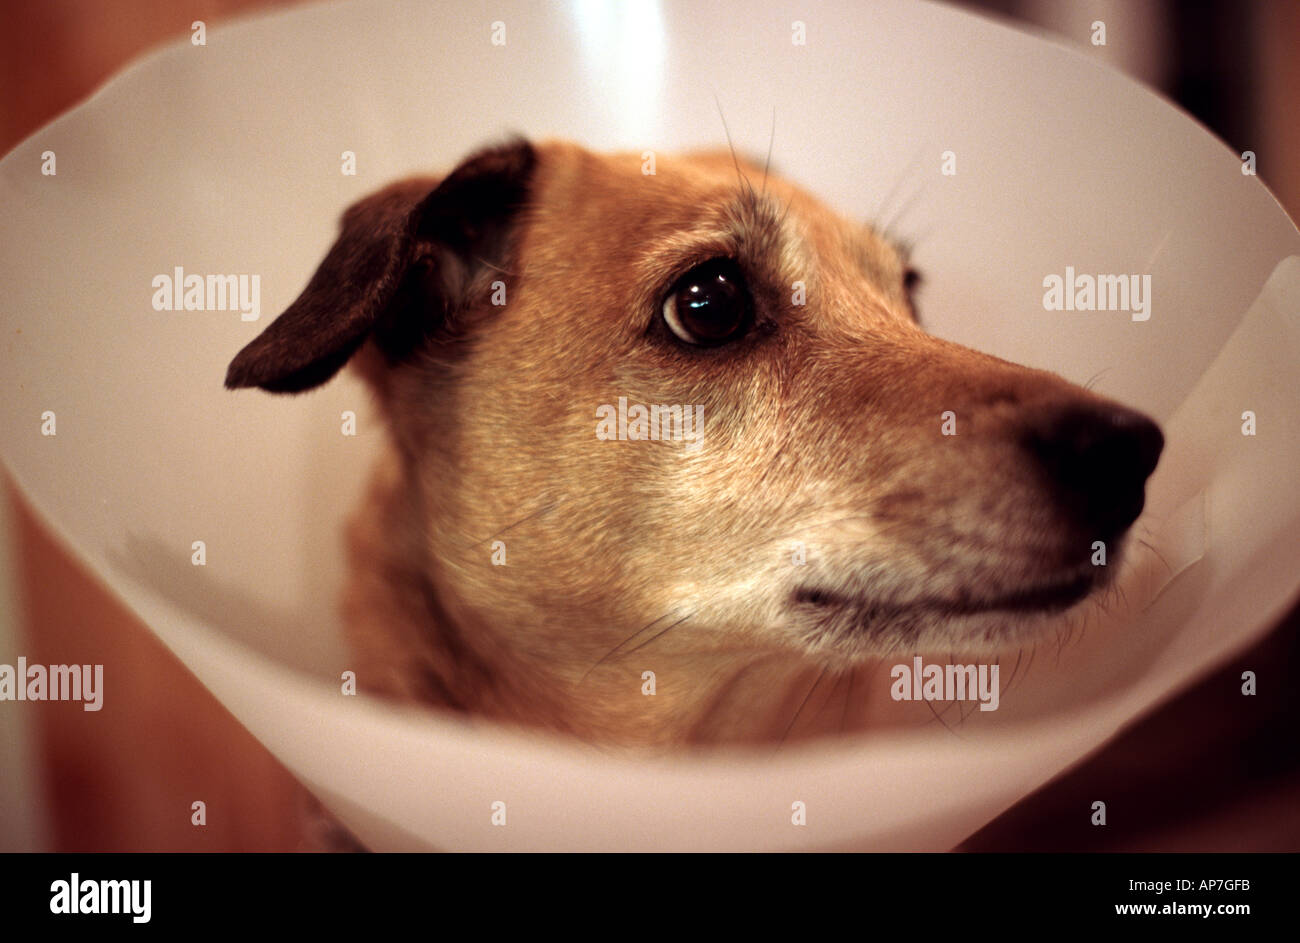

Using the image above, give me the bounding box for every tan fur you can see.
[236,140,1161,750]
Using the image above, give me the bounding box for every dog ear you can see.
[225,139,536,393]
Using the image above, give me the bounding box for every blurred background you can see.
[1,0,1297,851]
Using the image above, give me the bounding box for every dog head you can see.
[228,138,1161,734]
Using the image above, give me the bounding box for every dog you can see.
[226,138,1162,748]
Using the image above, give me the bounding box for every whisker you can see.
[779,666,828,746]
[761,105,777,195]
[871,147,925,226]
[975,654,999,723]
[776,187,797,231]
[921,689,958,735]
[877,183,929,246]
[1114,581,1130,610]
[933,651,962,722]
[1082,366,1113,391]
[713,93,755,201]
[454,499,561,551]
[897,221,939,252]
[580,612,676,683]
[820,669,851,734]
[622,613,693,655]
[1003,647,1025,696]
[840,667,856,734]
[1022,643,1037,682]
[1136,537,1173,576]
[472,255,518,277]
[961,653,979,724]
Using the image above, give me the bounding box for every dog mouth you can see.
[793,571,1097,619]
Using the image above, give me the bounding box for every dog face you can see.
[228,139,1161,739]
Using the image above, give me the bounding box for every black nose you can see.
[1021,403,1164,539]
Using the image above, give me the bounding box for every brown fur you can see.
[227,139,1162,749]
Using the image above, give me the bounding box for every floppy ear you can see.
[225,139,536,393]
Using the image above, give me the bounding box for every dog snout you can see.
[1021,402,1164,539]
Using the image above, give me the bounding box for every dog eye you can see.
[661,259,752,346]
